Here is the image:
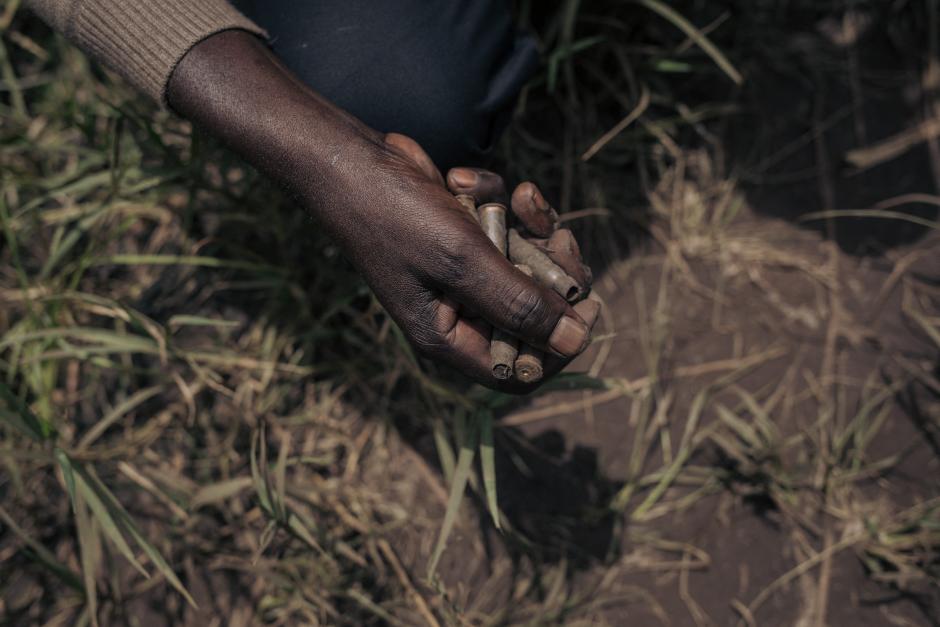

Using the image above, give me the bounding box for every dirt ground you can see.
[377,13,940,627]
[3,4,940,627]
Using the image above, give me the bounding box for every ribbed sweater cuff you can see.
[68,0,266,106]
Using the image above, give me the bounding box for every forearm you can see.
[167,30,380,205]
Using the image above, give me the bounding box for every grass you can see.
[3,0,940,625]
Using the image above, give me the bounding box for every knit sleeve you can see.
[24,0,267,105]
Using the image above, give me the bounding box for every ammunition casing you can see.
[514,346,544,384]
[478,202,508,255]
[508,229,582,303]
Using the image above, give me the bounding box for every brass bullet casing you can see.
[485,210,515,380]
[478,202,508,256]
[490,329,518,380]
[455,194,480,224]
[514,345,544,384]
[508,229,583,303]
[545,229,593,289]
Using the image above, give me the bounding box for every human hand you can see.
[316,133,599,392]
[167,30,599,392]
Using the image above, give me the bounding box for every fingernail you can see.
[532,187,550,212]
[575,299,601,330]
[450,169,478,188]
[549,315,589,357]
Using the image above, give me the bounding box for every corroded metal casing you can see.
[508,229,582,302]
[478,202,508,255]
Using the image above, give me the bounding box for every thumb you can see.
[442,244,591,358]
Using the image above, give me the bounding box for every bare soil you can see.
[383,15,940,625]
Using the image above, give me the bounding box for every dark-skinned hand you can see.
[167,30,599,393]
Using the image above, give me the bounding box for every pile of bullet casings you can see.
[455,187,593,384]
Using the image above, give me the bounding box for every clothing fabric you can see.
[25,0,265,104]
[25,0,540,167]
[234,0,539,167]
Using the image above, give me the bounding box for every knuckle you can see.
[501,284,549,337]
[404,301,453,359]
[409,325,449,358]
[431,236,475,287]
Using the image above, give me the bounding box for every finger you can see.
[429,297,600,393]
[536,296,603,378]
[439,240,591,359]
[543,229,593,289]
[428,299,535,392]
[446,167,508,205]
[385,133,445,185]
[511,181,559,238]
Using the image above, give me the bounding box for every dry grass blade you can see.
[76,385,162,450]
[427,409,477,580]
[800,209,940,231]
[582,85,651,161]
[844,115,940,170]
[190,477,254,509]
[742,497,940,624]
[346,588,411,627]
[377,539,442,627]
[92,253,283,275]
[479,410,501,530]
[903,286,940,349]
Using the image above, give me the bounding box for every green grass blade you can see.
[55,448,76,504]
[0,380,50,440]
[78,466,197,608]
[631,388,709,521]
[249,429,272,513]
[0,327,159,354]
[287,511,324,554]
[547,35,605,92]
[39,226,83,280]
[119,517,197,608]
[72,488,100,627]
[72,468,147,578]
[274,431,290,522]
[635,0,743,85]
[479,410,501,530]
[432,417,456,486]
[427,410,478,580]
